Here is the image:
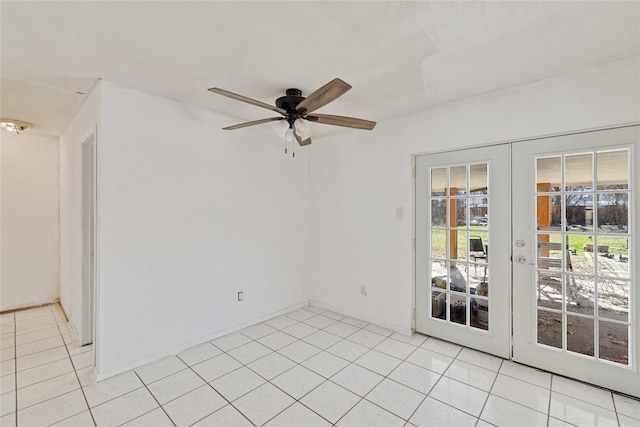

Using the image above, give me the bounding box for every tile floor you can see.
[1,304,639,427]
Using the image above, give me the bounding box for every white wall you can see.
[1,131,60,311]
[308,56,640,333]
[95,82,309,378]
[61,56,639,379]
[59,85,100,338]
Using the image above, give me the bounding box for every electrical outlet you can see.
[360,286,367,296]
[237,291,243,302]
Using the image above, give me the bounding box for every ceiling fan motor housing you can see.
[276,89,306,124]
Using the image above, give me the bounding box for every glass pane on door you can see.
[428,163,491,331]
[534,148,631,365]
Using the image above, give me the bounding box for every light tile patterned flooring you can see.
[1,304,639,426]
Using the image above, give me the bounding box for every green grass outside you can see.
[430,226,487,259]
[429,227,629,259]
[551,234,628,256]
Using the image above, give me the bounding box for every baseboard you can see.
[95,299,310,381]
[0,299,60,315]
[309,300,413,336]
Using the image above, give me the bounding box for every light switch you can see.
[396,207,404,218]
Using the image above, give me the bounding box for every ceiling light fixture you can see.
[293,118,311,140]
[274,118,306,157]
[273,119,289,137]
[0,118,34,135]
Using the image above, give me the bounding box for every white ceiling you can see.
[1,1,638,136]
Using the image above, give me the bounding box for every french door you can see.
[512,126,639,397]
[416,126,639,397]
[415,144,511,358]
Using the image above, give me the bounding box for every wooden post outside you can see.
[537,183,550,258]
[449,188,458,264]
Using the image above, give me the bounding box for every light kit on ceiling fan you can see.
[273,119,289,138]
[0,118,34,135]
[293,118,311,140]
[207,78,376,157]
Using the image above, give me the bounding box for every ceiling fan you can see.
[207,78,376,147]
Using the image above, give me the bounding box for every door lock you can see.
[515,255,527,264]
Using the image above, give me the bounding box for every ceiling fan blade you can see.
[223,117,283,130]
[208,87,286,115]
[294,129,312,146]
[295,78,352,114]
[307,114,376,130]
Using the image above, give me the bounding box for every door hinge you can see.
[413,167,416,178]
[413,238,416,250]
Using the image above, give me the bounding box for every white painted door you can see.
[416,145,511,358]
[512,126,640,397]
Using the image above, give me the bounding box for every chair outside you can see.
[470,236,487,277]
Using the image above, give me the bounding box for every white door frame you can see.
[81,133,96,346]
[414,125,639,397]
